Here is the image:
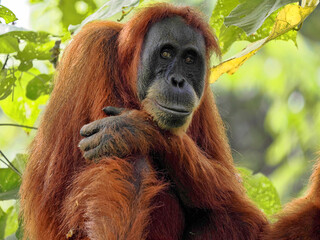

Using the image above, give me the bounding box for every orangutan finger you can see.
[80,120,103,137]
[83,147,101,161]
[78,134,101,151]
[103,106,125,116]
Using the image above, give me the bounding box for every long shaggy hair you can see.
[20,4,271,240]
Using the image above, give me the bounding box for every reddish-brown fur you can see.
[20,3,319,240]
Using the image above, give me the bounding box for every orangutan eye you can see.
[160,49,172,59]
[184,50,197,64]
[185,56,194,64]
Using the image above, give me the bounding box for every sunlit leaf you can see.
[15,41,55,61]
[210,0,239,37]
[12,154,27,175]
[70,0,140,33]
[238,167,282,217]
[0,25,51,43]
[224,0,297,36]
[0,70,16,101]
[3,217,23,240]
[0,5,18,24]
[0,168,20,199]
[269,4,316,38]
[0,36,19,54]
[210,1,318,83]
[212,38,266,80]
[5,232,18,239]
[0,68,49,129]
[0,207,6,238]
[217,25,244,54]
[26,74,53,100]
[3,206,18,238]
[0,78,16,101]
[14,220,23,240]
[211,1,298,54]
[18,60,33,72]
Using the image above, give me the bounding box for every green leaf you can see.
[11,154,27,175]
[14,219,23,240]
[238,167,281,218]
[0,70,16,100]
[0,68,49,128]
[3,206,18,237]
[0,189,19,201]
[0,5,18,24]
[0,25,51,43]
[0,168,20,193]
[4,218,23,240]
[224,0,298,35]
[0,36,19,53]
[18,60,33,72]
[210,0,239,37]
[0,207,6,239]
[70,0,140,33]
[218,25,244,53]
[15,41,55,61]
[26,74,53,100]
[210,0,299,54]
[210,3,317,82]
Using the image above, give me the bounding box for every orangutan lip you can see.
[156,102,191,116]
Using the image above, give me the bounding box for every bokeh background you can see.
[1,0,320,207]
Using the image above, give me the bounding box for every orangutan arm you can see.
[78,108,165,161]
[79,108,267,239]
[80,108,249,208]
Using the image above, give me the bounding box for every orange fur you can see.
[19,4,266,239]
[19,3,320,240]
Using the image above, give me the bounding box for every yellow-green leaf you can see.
[0,68,49,130]
[210,1,318,83]
[0,5,18,24]
[238,167,282,218]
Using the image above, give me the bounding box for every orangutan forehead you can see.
[144,16,206,53]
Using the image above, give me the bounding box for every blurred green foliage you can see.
[0,0,319,238]
[214,35,320,203]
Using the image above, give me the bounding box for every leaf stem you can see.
[0,151,22,177]
[2,55,9,70]
[0,123,38,130]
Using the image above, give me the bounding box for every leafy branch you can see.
[210,0,319,83]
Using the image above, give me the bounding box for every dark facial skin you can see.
[137,16,206,130]
[79,18,207,159]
